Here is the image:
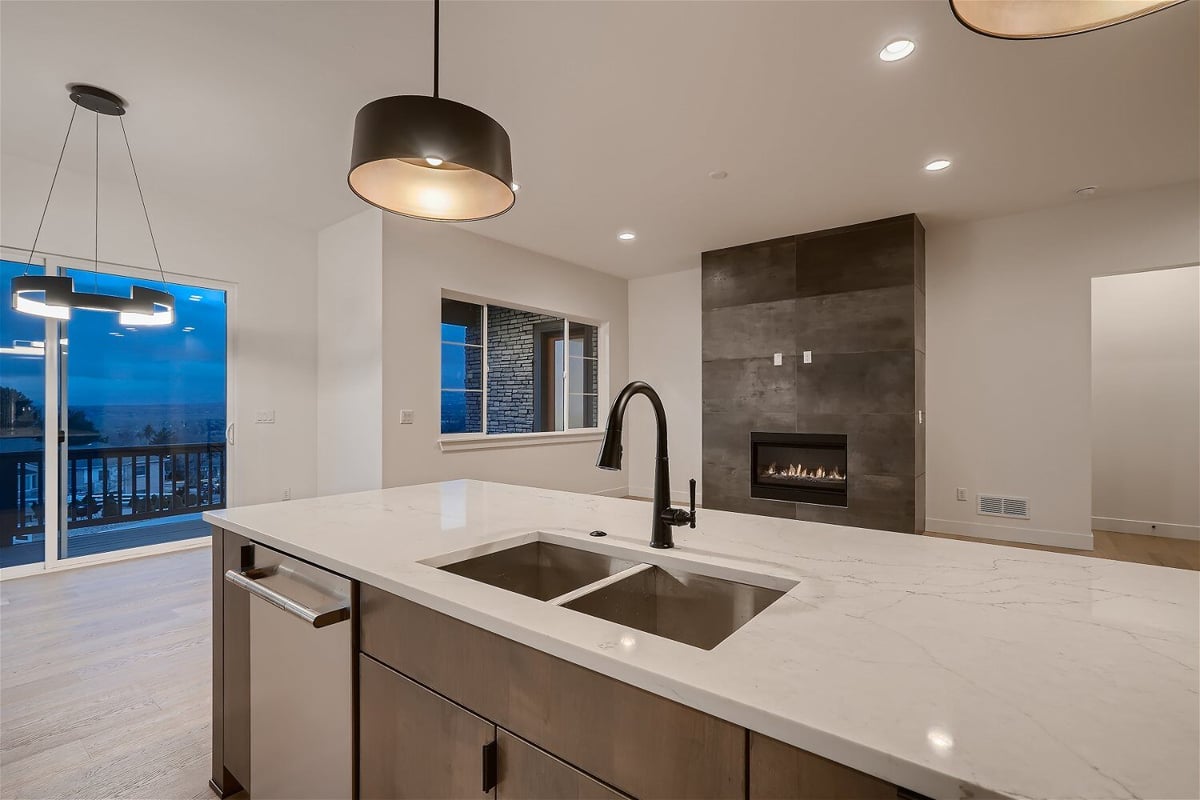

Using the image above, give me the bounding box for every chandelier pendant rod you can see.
[120,116,169,293]
[433,0,440,99]
[24,104,78,274]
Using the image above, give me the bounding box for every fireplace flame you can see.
[762,462,846,482]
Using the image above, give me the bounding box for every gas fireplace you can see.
[750,432,848,506]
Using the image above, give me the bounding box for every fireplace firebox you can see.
[750,432,848,506]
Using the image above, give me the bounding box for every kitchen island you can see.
[205,480,1199,800]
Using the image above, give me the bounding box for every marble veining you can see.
[205,481,1199,800]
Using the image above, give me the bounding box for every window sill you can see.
[438,429,605,453]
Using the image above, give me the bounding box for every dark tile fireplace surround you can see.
[701,214,926,534]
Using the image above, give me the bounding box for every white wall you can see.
[1091,266,1200,539]
[627,267,703,502]
[380,216,629,495]
[925,182,1200,548]
[317,209,384,495]
[1,152,319,507]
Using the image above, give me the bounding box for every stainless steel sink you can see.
[439,541,638,601]
[562,565,789,650]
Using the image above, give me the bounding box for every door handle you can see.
[225,422,235,446]
[224,566,349,628]
[481,739,497,793]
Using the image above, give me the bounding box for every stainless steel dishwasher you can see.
[225,544,352,800]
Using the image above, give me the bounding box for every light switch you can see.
[773,353,783,366]
[802,351,813,364]
[255,409,275,424]
[399,409,415,425]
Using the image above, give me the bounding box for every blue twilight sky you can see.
[1,259,227,414]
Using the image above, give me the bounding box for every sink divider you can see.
[546,562,653,607]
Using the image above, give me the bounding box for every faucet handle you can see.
[688,478,697,529]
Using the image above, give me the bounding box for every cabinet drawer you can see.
[749,732,897,799]
[360,585,744,799]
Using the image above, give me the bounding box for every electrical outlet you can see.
[802,350,813,364]
[282,487,291,501]
[956,487,968,502]
[399,409,415,424]
[255,409,276,424]
[773,353,783,367]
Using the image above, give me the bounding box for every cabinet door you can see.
[749,732,896,800]
[359,654,496,799]
[496,730,630,800]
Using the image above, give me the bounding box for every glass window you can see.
[440,299,483,434]
[439,296,604,437]
[567,322,599,429]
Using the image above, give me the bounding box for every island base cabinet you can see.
[749,732,897,800]
[359,654,496,799]
[496,730,630,800]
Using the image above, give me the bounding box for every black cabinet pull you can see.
[481,739,497,793]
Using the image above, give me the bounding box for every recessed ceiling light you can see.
[109,331,123,337]
[879,39,916,62]
[618,232,636,241]
[188,294,203,302]
[511,182,520,192]
[424,156,444,167]
[924,158,952,172]
[183,326,196,332]
[708,170,728,180]
[125,327,137,332]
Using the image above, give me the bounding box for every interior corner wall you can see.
[380,217,629,495]
[317,209,384,495]
[627,267,703,503]
[1091,266,1200,539]
[0,151,319,507]
[925,181,1200,548]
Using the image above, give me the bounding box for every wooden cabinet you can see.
[360,584,745,799]
[496,730,630,800]
[359,654,496,799]
[749,732,897,800]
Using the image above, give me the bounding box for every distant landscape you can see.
[70,402,227,447]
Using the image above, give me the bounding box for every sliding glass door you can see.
[0,256,229,572]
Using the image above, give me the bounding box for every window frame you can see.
[438,290,608,450]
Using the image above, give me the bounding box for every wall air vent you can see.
[977,494,1030,519]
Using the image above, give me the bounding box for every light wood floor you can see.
[924,529,1200,571]
[1,524,1195,800]
[1,547,215,800]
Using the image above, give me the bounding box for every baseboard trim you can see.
[1092,516,1200,541]
[628,485,704,506]
[925,518,1094,550]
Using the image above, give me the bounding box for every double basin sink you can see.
[435,539,794,650]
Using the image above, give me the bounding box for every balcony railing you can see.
[1,442,225,545]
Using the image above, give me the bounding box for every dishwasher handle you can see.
[224,567,350,629]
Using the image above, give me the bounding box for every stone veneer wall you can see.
[486,306,560,434]
[701,214,926,534]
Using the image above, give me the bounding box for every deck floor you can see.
[1,516,209,570]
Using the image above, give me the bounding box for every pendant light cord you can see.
[24,104,78,273]
[119,116,169,292]
[433,0,440,98]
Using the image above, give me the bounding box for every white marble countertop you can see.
[205,481,1199,800]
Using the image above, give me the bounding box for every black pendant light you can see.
[348,0,515,222]
[950,0,1187,39]
[11,84,175,326]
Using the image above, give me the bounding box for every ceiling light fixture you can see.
[879,39,916,61]
[924,158,952,172]
[11,85,175,326]
[348,0,515,222]
[950,0,1186,39]
[618,232,636,241]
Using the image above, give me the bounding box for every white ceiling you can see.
[2,0,1197,279]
